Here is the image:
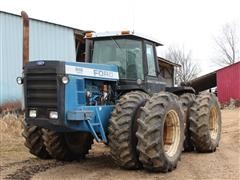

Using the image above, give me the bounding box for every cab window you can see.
[92,39,144,80]
[146,44,156,76]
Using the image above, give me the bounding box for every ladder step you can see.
[86,109,108,143]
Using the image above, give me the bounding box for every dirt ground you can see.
[0,109,239,180]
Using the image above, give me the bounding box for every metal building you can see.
[0,11,85,105]
[189,61,240,104]
[158,57,180,86]
[217,62,240,103]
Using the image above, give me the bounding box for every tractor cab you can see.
[85,31,166,93]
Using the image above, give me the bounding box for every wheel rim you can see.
[209,106,219,140]
[163,110,181,157]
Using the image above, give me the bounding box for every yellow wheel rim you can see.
[163,110,181,157]
[209,106,219,140]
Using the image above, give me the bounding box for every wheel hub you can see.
[163,110,181,157]
[209,106,219,140]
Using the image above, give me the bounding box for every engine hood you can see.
[65,62,119,81]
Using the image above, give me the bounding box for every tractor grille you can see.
[26,68,58,118]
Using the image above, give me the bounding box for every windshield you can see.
[92,39,144,80]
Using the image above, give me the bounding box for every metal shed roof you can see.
[0,11,85,34]
[158,57,181,67]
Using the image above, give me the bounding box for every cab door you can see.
[144,41,166,93]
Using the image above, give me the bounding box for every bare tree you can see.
[214,23,239,66]
[165,46,200,84]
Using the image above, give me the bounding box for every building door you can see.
[75,30,85,62]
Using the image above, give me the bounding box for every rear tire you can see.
[136,92,184,172]
[189,93,221,152]
[108,91,149,169]
[22,121,51,159]
[180,93,196,151]
[42,130,93,161]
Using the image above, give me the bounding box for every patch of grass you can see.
[0,114,23,145]
[0,101,22,112]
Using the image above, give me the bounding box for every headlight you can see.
[49,111,58,119]
[61,76,69,84]
[16,77,23,84]
[29,109,37,118]
[136,79,142,85]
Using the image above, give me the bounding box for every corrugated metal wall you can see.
[0,12,76,104]
[0,12,23,104]
[217,62,240,103]
[29,20,76,61]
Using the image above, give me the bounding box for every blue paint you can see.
[64,63,118,142]
[66,106,113,142]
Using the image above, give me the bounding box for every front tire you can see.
[108,91,149,169]
[22,121,51,159]
[42,130,93,161]
[189,93,221,152]
[136,92,184,172]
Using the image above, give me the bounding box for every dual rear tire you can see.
[108,91,149,169]
[109,91,185,172]
[136,92,184,172]
[179,92,221,152]
[189,93,221,152]
[180,93,196,151]
[109,91,222,172]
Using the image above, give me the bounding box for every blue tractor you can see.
[18,31,221,172]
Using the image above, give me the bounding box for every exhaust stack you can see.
[21,11,29,67]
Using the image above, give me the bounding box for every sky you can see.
[1,0,239,75]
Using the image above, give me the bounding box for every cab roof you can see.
[85,31,163,46]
